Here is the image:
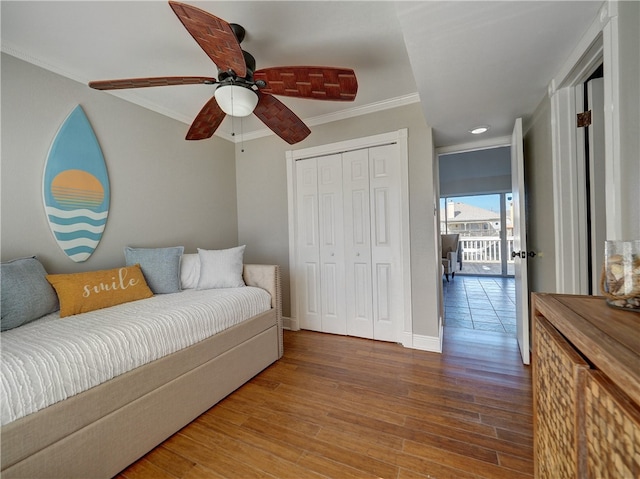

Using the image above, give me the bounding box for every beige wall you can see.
[2,53,441,341]
[1,53,238,274]
[236,103,442,338]
[523,96,556,293]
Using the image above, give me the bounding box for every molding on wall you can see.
[1,44,201,126]
[1,45,420,145]
[548,1,611,94]
[240,94,420,143]
[435,136,511,155]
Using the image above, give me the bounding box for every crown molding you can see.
[238,92,420,143]
[3,44,420,145]
[2,44,198,125]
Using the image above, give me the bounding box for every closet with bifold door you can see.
[289,130,410,343]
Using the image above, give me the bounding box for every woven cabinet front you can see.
[533,315,590,479]
[585,370,640,479]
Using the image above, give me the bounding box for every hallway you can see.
[443,275,516,335]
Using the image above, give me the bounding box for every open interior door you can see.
[587,77,606,293]
[511,118,530,365]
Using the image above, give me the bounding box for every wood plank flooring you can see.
[115,328,533,479]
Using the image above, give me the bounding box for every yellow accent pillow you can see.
[46,265,153,317]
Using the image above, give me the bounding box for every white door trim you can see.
[548,1,621,294]
[435,135,511,155]
[286,129,413,344]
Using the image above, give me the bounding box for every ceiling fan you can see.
[89,1,358,145]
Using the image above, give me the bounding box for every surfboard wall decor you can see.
[43,105,109,262]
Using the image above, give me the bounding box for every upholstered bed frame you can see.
[1,264,283,479]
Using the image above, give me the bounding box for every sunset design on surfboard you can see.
[43,105,109,262]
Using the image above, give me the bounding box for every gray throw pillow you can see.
[1,256,60,331]
[124,246,184,294]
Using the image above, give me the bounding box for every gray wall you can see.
[1,53,238,274]
[236,103,441,338]
[618,0,640,240]
[522,0,640,292]
[2,52,442,341]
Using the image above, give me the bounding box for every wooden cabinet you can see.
[532,293,640,479]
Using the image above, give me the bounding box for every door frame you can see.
[549,1,622,294]
[439,192,513,277]
[285,129,413,345]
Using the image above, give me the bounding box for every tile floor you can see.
[443,275,517,335]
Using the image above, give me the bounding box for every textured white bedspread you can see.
[0,287,271,425]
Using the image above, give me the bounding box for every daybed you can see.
[0,257,282,479]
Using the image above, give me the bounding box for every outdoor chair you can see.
[441,233,462,281]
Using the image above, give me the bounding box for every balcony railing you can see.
[455,236,515,276]
[460,236,514,263]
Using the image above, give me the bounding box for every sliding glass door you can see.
[440,193,514,276]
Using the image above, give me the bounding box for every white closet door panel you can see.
[317,154,346,335]
[353,263,371,317]
[303,262,320,313]
[295,158,322,331]
[372,188,390,246]
[301,195,318,246]
[351,190,368,244]
[369,144,403,342]
[343,149,374,338]
[293,138,405,342]
[321,194,339,246]
[375,263,392,322]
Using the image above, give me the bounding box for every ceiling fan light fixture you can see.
[214,84,258,117]
[469,125,490,135]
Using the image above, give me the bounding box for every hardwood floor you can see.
[116,328,533,479]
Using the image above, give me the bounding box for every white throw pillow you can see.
[197,245,246,290]
[180,254,201,289]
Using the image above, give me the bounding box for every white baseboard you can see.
[282,316,298,331]
[286,320,443,353]
[402,327,443,353]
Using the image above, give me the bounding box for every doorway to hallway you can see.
[440,193,515,277]
[438,138,528,364]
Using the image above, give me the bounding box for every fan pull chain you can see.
[228,86,246,152]
[240,117,245,152]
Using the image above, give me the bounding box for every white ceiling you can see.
[1,1,602,148]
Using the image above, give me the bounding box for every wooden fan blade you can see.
[169,1,246,78]
[254,67,357,101]
[89,76,216,90]
[253,93,311,145]
[185,96,226,140]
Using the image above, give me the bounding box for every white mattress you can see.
[0,286,271,425]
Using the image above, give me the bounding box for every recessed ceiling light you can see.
[469,125,490,135]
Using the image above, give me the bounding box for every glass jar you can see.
[602,240,640,311]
